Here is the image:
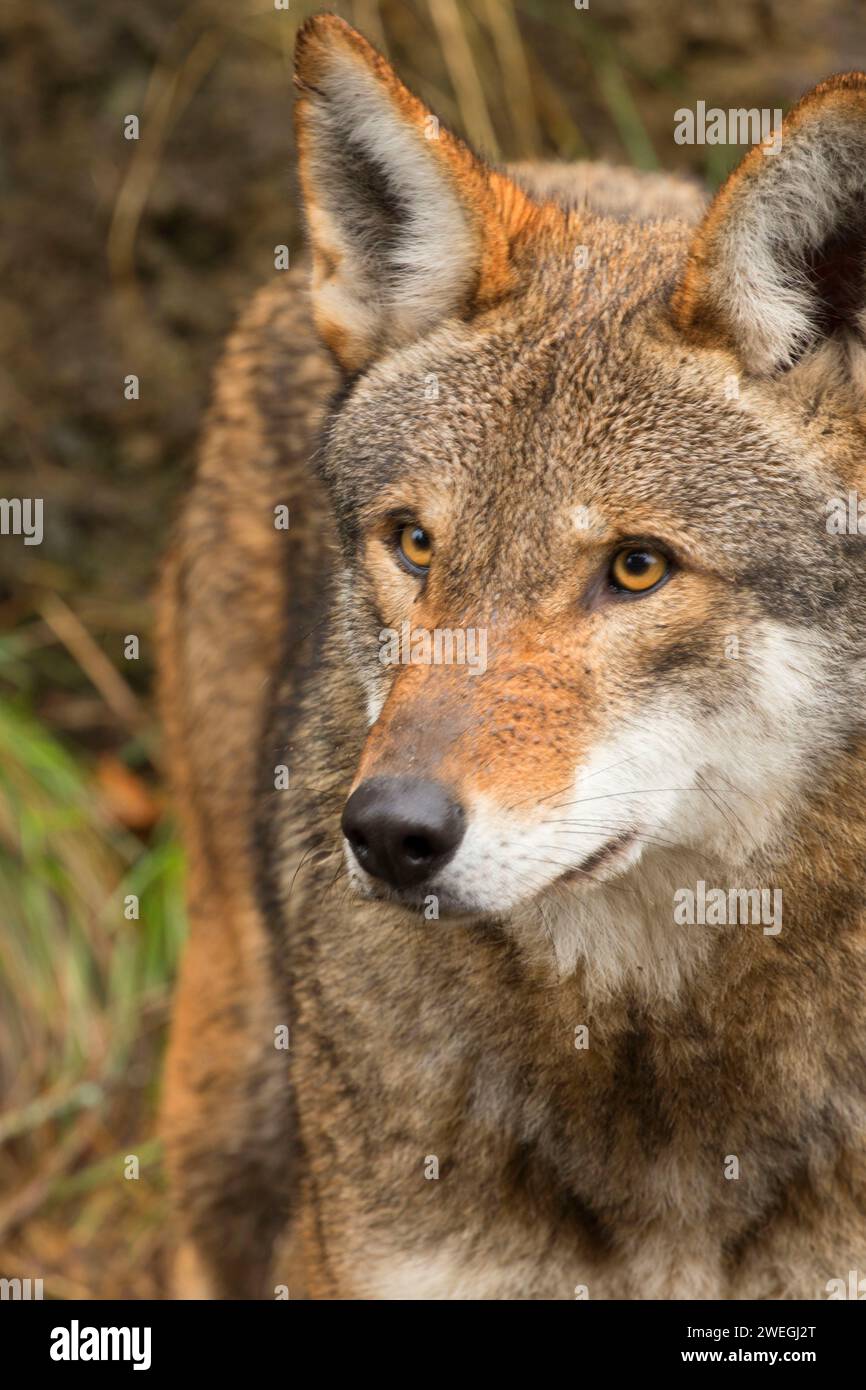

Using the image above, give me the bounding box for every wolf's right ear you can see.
[673,73,866,375]
[294,15,531,373]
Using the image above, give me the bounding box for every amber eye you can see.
[610,545,669,594]
[398,523,432,573]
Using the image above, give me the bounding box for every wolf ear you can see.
[673,73,866,374]
[294,15,530,372]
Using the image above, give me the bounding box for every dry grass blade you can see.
[0,1110,102,1247]
[476,0,539,156]
[426,0,499,155]
[107,22,226,300]
[38,594,147,738]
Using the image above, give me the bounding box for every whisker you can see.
[551,786,700,810]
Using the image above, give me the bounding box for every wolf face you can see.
[295,19,866,925]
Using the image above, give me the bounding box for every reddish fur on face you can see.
[354,620,596,810]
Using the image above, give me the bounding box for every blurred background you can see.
[1,0,863,1300]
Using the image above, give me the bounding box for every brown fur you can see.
[158,275,336,1296]
[159,17,866,1298]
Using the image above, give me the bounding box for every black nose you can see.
[342,776,465,889]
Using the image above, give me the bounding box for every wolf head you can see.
[295,16,866,921]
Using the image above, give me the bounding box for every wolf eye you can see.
[610,545,669,594]
[397,523,432,573]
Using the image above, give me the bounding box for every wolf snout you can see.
[342,775,465,890]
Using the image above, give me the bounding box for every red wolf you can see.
[159,16,866,1298]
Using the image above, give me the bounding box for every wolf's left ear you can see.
[294,15,531,372]
[673,73,866,374]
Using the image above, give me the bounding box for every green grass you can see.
[0,635,184,1295]
[0,688,185,1095]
